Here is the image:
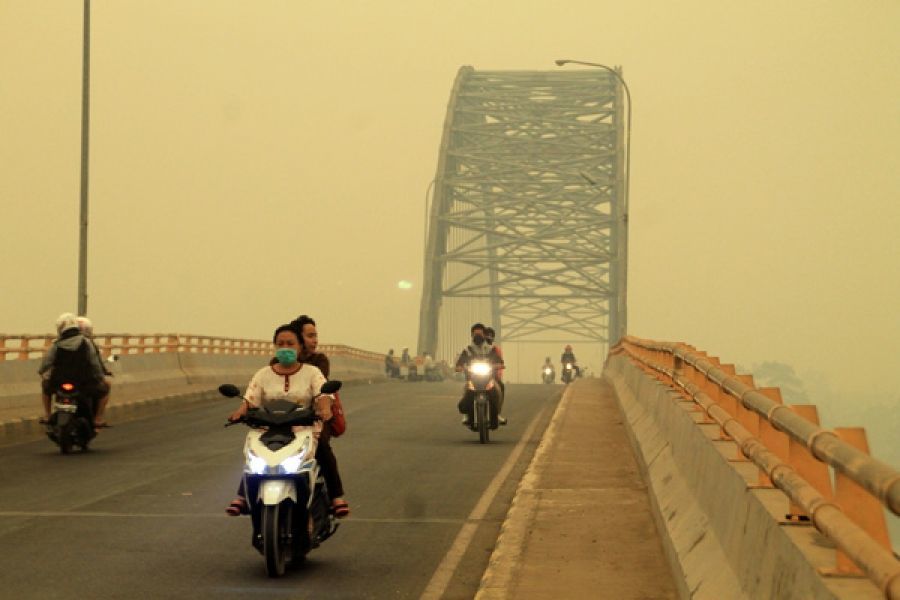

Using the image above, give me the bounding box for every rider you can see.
[560,344,579,378]
[226,323,331,517]
[38,313,107,426]
[76,316,113,427]
[542,356,555,381]
[455,323,506,426]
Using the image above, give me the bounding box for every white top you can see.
[243,364,326,409]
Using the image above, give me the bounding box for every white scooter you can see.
[219,381,342,577]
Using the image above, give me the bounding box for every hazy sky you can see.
[2,1,899,398]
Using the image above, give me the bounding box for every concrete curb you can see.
[475,385,571,599]
[0,375,389,447]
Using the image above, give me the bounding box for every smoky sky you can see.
[1,1,899,394]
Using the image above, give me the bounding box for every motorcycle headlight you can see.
[469,362,492,377]
[565,363,573,369]
[246,450,268,475]
[278,438,311,474]
[543,368,551,374]
[279,454,303,475]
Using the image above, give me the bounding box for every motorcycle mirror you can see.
[218,384,242,398]
[106,354,119,363]
[320,380,342,395]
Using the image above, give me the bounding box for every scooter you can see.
[45,382,96,454]
[220,381,342,577]
[541,366,555,384]
[465,360,501,444]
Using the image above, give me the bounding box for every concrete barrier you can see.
[605,354,882,600]
[0,352,385,446]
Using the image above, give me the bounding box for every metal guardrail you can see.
[612,336,900,599]
[0,334,385,363]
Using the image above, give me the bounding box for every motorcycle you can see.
[220,380,343,577]
[465,360,500,444]
[45,382,96,454]
[541,366,555,384]
[561,362,579,384]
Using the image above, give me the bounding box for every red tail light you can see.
[61,383,75,392]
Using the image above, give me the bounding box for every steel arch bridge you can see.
[418,66,628,363]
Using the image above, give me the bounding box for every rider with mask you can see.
[226,323,330,517]
[455,323,506,426]
[38,313,107,427]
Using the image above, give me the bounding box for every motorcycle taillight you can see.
[61,382,76,392]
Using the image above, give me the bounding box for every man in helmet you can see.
[38,313,107,426]
[76,316,113,427]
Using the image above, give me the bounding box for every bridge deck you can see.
[479,378,678,599]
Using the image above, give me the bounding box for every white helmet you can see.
[76,316,93,336]
[55,312,79,335]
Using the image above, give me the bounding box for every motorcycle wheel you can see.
[58,422,74,454]
[263,503,291,577]
[477,400,489,444]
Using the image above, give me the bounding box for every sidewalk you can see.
[477,377,678,599]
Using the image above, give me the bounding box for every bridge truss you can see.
[418,67,628,363]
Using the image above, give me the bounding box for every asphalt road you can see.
[0,380,561,599]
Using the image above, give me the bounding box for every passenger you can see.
[76,316,112,427]
[484,326,506,402]
[38,313,106,427]
[226,323,330,516]
[287,315,349,518]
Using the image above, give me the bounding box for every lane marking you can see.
[419,404,550,600]
[0,511,500,525]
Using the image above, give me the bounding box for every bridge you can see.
[1,67,898,599]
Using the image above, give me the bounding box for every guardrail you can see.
[0,334,385,363]
[612,336,899,599]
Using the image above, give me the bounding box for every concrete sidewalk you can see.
[477,377,678,599]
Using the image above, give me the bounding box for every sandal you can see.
[226,497,248,516]
[332,499,350,519]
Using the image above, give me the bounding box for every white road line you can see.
[0,512,498,525]
[419,404,550,600]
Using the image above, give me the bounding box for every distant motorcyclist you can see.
[541,357,555,383]
[455,323,505,426]
[38,313,107,426]
[560,344,580,382]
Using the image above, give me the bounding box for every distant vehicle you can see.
[542,366,555,384]
[45,382,96,454]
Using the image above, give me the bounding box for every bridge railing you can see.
[613,336,899,599]
[0,334,385,363]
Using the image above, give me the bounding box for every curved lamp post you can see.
[555,59,631,344]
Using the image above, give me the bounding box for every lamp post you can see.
[77,0,91,315]
[555,59,631,344]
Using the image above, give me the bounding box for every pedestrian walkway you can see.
[477,377,678,599]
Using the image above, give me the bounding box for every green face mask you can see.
[275,348,298,366]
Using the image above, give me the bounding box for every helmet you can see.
[55,312,79,335]
[76,316,93,336]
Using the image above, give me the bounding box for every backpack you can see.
[329,392,347,437]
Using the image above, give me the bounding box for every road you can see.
[0,380,560,599]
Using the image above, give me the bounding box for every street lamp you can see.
[555,58,631,344]
[78,0,91,315]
